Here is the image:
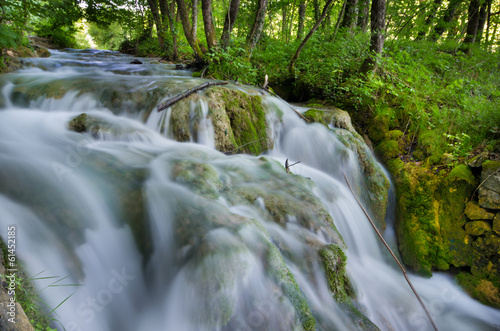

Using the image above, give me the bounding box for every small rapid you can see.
[0,49,499,331]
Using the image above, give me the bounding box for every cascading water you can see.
[0,49,499,331]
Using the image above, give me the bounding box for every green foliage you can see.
[89,21,127,50]
[206,44,258,85]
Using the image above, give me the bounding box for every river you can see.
[0,49,499,331]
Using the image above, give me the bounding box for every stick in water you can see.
[157,81,229,112]
[343,172,439,331]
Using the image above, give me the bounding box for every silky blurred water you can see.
[0,49,499,331]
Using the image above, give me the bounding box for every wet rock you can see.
[168,86,273,155]
[479,161,500,210]
[468,151,489,168]
[303,107,357,135]
[68,113,88,132]
[130,59,143,64]
[465,221,492,236]
[465,201,496,220]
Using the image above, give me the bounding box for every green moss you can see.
[171,160,223,199]
[465,221,492,236]
[385,130,403,140]
[303,109,327,125]
[375,140,399,161]
[456,273,500,308]
[367,115,389,143]
[206,87,272,155]
[447,164,476,185]
[68,113,88,132]
[319,244,352,303]
[192,71,202,78]
[414,130,446,165]
[266,243,317,330]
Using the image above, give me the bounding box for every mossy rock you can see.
[478,160,500,210]
[207,87,272,155]
[168,86,273,156]
[465,221,492,236]
[493,214,500,235]
[367,115,389,143]
[385,130,403,141]
[465,201,496,220]
[457,273,500,308]
[414,129,446,165]
[395,164,477,275]
[303,107,354,129]
[375,140,399,161]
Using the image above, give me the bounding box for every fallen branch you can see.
[157,81,229,112]
[343,172,439,331]
[285,159,301,173]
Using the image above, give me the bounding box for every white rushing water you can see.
[0,49,499,331]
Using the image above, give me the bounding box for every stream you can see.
[0,49,499,331]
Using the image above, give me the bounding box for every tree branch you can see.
[157,81,229,112]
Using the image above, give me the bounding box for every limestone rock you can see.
[465,221,492,236]
[168,86,273,155]
[303,108,358,137]
[465,201,495,220]
[479,161,500,210]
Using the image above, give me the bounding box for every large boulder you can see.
[167,86,273,155]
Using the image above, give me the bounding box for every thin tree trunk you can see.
[147,0,165,48]
[221,0,240,48]
[314,0,320,21]
[166,0,179,60]
[246,0,269,53]
[289,0,336,76]
[192,0,198,42]
[201,0,217,50]
[416,0,443,40]
[360,0,386,73]
[297,0,306,41]
[282,6,288,40]
[340,0,359,31]
[475,0,490,43]
[287,0,297,43]
[176,0,204,60]
[431,0,463,41]
[463,0,481,44]
[358,0,370,32]
[332,0,347,41]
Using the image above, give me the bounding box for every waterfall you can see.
[0,49,499,331]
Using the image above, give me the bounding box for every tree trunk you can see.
[360,0,386,73]
[289,0,336,77]
[475,0,490,43]
[431,0,463,40]
[246,0,269,53]
[463,0,482,44]
[147,0,165,49]
[176,0,204,60]
[191,0,198,42]
[201,0,217,50]
[169,0,179,60]
[416,0,443,40]
[282,6,288,40]
[314,0,320,21]
[340,0,359,31]
[221,0,240,48]
[358,0,370,32]
[297,0,306,40]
